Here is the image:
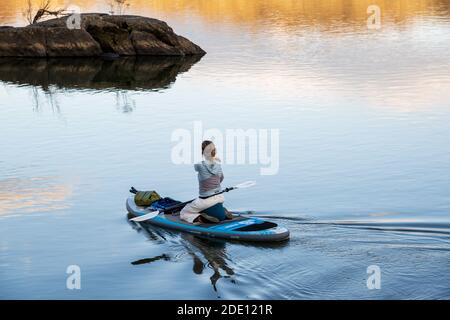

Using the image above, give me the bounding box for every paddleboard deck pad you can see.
[126,196,289,242]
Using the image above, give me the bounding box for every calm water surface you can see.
[1,0,450,299]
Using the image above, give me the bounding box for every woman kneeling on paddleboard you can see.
[180,140,229,224]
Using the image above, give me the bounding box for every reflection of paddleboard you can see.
[126,197,290,242]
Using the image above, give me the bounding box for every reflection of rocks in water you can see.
[0,55,203,91]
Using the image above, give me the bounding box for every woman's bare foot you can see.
[193,215,208,224]
[224,208,233,220]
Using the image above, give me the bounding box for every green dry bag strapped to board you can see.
[134,190,161,207]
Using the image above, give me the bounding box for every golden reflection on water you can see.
[0,0,449,27]
[0,0,449,115]
[0,177,72,217]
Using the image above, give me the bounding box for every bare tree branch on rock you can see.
[22,0,66,25]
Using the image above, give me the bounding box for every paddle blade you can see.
[234,181,257,189]
[130,210,160,222]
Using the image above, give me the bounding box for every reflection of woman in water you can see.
[130,221,234,293]
[184,235,235,293]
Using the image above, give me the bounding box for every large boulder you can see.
[0,13,205,57]
[84,20,136,55]
[130,31,183,55]
[177,35,207,55]
[103,15,182,47]
[45,28,102,57]
[0,27,46,57]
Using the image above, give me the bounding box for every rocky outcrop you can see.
[0,27,47,57]
[45,28,103,57]
[0,14,205,57]
[0,55,203,91]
